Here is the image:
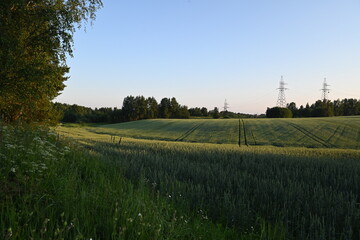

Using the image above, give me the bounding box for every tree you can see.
[266,107,293,118]
[159,98,171,118]
[312,100,334,117]
[135,96,147,120]
[178,106,190,119]
[0,0,102,123]
[287,102,298,117]
[189,107,202,117]
[170,97,180,118]
[200,107,208,117]
[146,97,158,119]
[122,96,137,121]
[212,107,220,119]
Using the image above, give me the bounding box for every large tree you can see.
[146,97,158,119]
[158,98,171,118]
[0,0,102,123]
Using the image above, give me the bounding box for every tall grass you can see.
[93,117,360,149]
[57,125,360,240]
[0,124,243,239]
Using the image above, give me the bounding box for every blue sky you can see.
[55,0,360,114]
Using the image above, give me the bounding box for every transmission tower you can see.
[276,76,288,108]
[321,78,330,101]
[223,99,229,112]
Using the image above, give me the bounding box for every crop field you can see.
[77,116,360,149]
[56,117,360,240]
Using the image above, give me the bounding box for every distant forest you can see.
[267,98,360,118]
[54,96,258,124]
[54,97,360,124]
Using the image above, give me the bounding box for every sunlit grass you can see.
[0,124,243,239]
[81,116,360,149]
[57,124,360,240]
[3,121,359,239]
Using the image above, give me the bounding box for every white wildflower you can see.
[47,132,57,137]
[63,146,71,153]
[5,144,15,149]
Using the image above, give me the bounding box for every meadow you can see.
[55,117,360,240]
[81,116,360,149]
[0,125,241,240]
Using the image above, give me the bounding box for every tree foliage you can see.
[212,107,220,119]
[266,107,293,118]
[0,0,102,123]
[55,95,192,123]
[284,99,359,118]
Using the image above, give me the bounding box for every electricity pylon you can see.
[321,78,330,101]
[276,76,288,108]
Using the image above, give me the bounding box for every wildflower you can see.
[63,146,71,153]
[10,167,16,173]
[6,227,12,239]
[5,144,15,149]
[33,136,43,143]
[47,132,57,137]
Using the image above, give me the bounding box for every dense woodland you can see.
[267,98,360,118]
[56,97,360,124]
[54,95,259,123]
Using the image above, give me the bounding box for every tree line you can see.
[55,96,197,123]
[267,98,360,118]
[55,96,261,123]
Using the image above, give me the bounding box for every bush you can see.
[266,107,293,118]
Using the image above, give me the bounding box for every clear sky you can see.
[55,0,360,114]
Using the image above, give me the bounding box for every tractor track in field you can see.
[289,123,334,148]
[241,119,248,146]
[250,130,257,145]
[176,123,203,141]
[325,125,342,144]
[238,119,241,146]
[357,130,360,149]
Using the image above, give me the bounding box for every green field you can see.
[4,118,354,239]
[73,116,360,149]
[53,117,360,239]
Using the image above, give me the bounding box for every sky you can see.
[54,0,360,114]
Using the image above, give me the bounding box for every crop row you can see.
[96,117,360,149]
[64,128,360,240]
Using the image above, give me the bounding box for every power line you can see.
[276,76,288,108]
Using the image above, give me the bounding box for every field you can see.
[1,125,240,240]
[72,116,360,149]
[55,117,360,240]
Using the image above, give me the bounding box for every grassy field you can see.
[2,117,359,239]
[74,116,360,149]
[0,125,241,240]
[55,118,360,240]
